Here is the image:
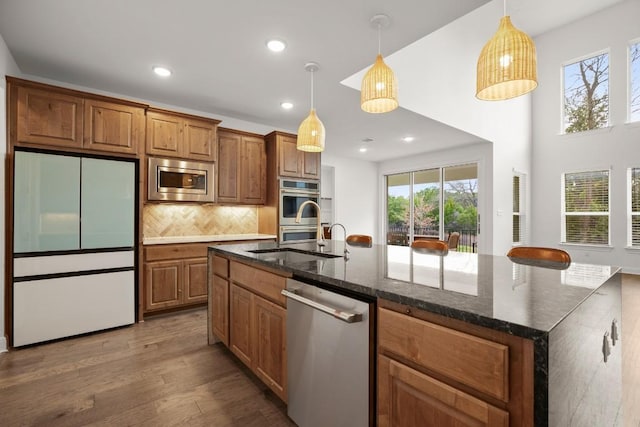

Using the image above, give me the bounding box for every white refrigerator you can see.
[12,150,137,346]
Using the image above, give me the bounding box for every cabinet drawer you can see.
[144,243,208,262]
[213,255,229,278]
[230,261,286,306]
[378,307,509,402]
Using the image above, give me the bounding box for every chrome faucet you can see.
[295,200,325,247]
[329,223,349,256]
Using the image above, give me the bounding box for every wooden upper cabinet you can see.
[217,128,266,205]
[278,134,302,177]
[146,108,219,161]
[9,77,147,155]
[268,131,320,180]
[84,99,145,154]
[241,135,266,204]
[184,117,217,161]
[15,85,84,149]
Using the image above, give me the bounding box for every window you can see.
[563,51,609,133]
[629,168,640,246]
[630,41,640,122]
[386,163,478,252]
[512,173,526,244]
[562,170,609,245]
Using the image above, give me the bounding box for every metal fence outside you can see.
[387,226,478,253]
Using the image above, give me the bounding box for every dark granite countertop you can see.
[209,240,621,340]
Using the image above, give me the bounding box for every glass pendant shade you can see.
[361,54,399,113]
[297,108,325,152]
[476,16,537,100]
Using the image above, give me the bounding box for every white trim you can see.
[14,251,134,278]
[0,337,6,353]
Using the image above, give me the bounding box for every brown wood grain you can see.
[144,242,209,261]
[230,260,287,306]
[83,98,145,154]
[378,307,510,402]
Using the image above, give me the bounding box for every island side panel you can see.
[548,272,622,426]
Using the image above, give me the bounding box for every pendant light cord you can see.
[310,70,314,110]
[377,23,381,55]
[503,0,507,16]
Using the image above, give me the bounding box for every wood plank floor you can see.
[1,275,639,426]
[0,308,295,427]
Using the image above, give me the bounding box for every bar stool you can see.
[507,246,571,269]
[411,239,449,255]
[346,234,373,248]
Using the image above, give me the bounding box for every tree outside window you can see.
[563,52,609,133]
[630,168,640,246]
[630,42,640,122]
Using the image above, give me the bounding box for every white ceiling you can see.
[0,0,624,162]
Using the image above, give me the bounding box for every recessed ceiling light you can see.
[266,39,286,52]
[152,66,172,77]
[359,147,368,153]
[402,136,414,143]
[281,101,294,110]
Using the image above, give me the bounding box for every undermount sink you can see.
[247,248,342,264]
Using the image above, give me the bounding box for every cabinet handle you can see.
[611,319,619,346]
[602,331,611,363]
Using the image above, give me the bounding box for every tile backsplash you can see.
[143,204,258,238]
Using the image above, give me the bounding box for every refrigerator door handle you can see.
[281,289,363,323]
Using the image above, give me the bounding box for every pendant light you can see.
[297,62,325,152]
[476,0,537,100]
[361,14,398,113]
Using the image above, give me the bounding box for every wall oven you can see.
[148,157,214,202]
[279,225,319,243]
[279,179,320,226]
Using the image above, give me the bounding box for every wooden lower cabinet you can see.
[377,301,534,427]
[253,295,287,401]
[145,257,208,312]
[211,257,288,402]
[378,354,509,427]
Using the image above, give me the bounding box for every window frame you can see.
[561,49,611,134]
[561,169,611,246]
[628,167,640,247]
[629,38,640,123]
[512,172,526,245]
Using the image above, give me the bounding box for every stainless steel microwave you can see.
[148,157,214,202]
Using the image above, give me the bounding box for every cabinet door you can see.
[13,151,80,253]
[230,284,253,367]
[217,131,241,202]
[278,134,302,177]
[145,260,182,311]
[16,85,83,148]
[302,151,320,179]
[183,117,217,161]
[253,295,287,402]
[378,354,509,427]
[211,275,230,346]
[241,136,266,204]
[146,111,182,157]
[84,99,145,154]
[183,257,208,304]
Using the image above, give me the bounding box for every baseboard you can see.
[0,336,7,353]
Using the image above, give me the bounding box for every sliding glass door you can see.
[386,163,478,252]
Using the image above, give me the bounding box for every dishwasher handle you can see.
[281,289,363,323]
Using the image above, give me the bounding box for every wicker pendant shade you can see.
[361,14,398,114]
[297,108,325,152]
[361,54,399,113]
[476,16,537,100]
[297,62,325,152]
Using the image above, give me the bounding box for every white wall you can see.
[531,0,640,273]
[0,33,21,352]
[321,154,379,243]
[378,142,494,254]
[370,1,532,255]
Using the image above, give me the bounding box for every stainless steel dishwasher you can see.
[282,278,374,427]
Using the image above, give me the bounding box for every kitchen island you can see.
[208,240,623,426]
